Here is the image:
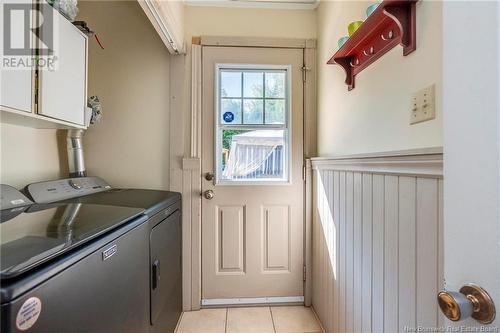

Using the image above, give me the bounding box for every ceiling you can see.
[184,0,319,10]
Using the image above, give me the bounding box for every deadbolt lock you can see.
[205,172,214,181]
[203,190,215,200]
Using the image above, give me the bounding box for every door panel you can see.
[263,205,290,271]
[202,46,304,300]
[217,205,245,273]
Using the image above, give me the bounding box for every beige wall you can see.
[316,1,442,156]
[185,5,316,38]
[78,1,171,190]
[0,124,66,188]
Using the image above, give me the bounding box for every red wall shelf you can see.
[327,0,418,91]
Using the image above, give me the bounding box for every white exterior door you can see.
[201,46,305,305]
[441,1,499,329]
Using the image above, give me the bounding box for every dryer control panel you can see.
[26,177,112,203]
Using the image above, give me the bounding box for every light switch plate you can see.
[410,84,435,124]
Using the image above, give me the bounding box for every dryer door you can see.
[150,210,182,333]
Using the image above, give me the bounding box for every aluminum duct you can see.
[67,129,87,178]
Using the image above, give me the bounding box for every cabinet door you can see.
[39,8,87,126]
[0,0,33,113]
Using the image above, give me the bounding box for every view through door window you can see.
[216,66,291,184]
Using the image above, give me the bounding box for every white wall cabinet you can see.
[0,64,34,115]
[0,1,88,129]
[0,0,34,114]
[38,5,87,126]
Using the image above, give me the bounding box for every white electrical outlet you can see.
[410,84,435,124]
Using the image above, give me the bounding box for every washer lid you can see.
[0,184,33,210]
[65,188,181,217]
[0,203,144,279]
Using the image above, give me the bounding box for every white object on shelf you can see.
[48,0,79,21]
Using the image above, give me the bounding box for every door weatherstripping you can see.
[201,296,305,307]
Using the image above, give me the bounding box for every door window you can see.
[216,65,291,184]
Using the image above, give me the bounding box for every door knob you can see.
[438,284,496,324]
[203,190,215,200]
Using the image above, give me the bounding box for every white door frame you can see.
[178,36,316,311]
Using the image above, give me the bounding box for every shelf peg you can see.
[364,46,375,56]
[381,30,394,41]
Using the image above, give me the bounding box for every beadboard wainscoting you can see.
[310,150,443,333]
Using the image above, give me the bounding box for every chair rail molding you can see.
[311,148,443,178]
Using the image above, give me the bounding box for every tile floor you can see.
[175,306,324,333]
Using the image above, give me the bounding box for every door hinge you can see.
[303,265,307,281]
[302,165,306,181]
[301,66,310,82]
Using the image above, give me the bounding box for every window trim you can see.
[214,63,292,186]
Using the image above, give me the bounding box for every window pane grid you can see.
[220,69,287,126]
[217,66,290,184]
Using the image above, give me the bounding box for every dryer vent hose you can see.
[67,129,87,178]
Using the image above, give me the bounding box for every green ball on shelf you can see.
[348,21,364,36]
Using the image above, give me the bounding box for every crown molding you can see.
[184,0,319,10]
